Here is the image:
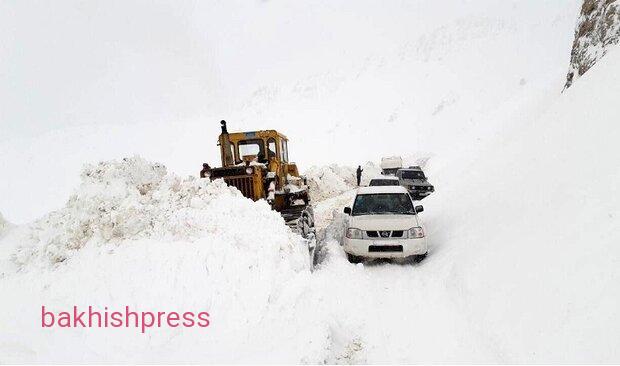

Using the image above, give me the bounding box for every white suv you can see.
[342,186,428,263]
[368,175,400,187]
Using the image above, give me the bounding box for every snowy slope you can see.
[0,1,580,224]
[313,47,620,363]
[419,47,620,362]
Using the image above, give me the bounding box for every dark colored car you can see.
[395,167,435,200]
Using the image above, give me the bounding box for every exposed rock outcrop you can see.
[565,0,620,88]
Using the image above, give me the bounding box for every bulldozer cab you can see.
[217,122,299,189]
[221,130,288,166]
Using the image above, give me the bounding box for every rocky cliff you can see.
[565,0,620,88]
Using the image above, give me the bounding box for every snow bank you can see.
[0,157,330,363]
[304,162,381,202]
[416,47,620,362]
[0,212,9,238]
[8,157,306,268]
[305,156,433,205]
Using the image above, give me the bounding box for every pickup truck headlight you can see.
[408,227,424,238]
[346,228,363,239]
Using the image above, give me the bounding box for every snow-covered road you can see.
[309,188,492,363]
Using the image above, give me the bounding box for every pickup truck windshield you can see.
[352,193,415,216]
[401,171,425,180]
[369,179,399,186]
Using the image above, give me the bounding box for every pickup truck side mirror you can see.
[415,205,424,213]
[343,207,352,215]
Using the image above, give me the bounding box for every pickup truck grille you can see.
[366,230,404,238]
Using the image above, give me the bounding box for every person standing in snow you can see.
[356,165,363,186]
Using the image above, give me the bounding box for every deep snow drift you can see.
[304,162,380,203]
[0,157,327,363]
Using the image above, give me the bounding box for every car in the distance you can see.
[342,186,428,263]
[380,156,403,175]
[396,167,434,200]
[368,175,400,187]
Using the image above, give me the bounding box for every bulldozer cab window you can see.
[267,138,277,160]
[238,139,266,162]
[281,139,289,162]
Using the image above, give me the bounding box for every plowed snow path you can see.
[310,190,494,363]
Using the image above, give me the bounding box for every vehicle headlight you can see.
[410,186,416,190]
[346,228,363,239]
[245,167,253,175]
[408,227,424,238]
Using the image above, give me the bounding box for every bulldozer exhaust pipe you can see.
[219,120,234,166]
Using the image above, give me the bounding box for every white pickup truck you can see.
[342,185,428,263]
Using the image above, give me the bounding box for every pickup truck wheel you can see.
[412,252,428,263]
[346,253,364,264]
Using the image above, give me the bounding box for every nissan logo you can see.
[380,231,390,238]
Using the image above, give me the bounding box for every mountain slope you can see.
[308,46,620,363]
[420,46,620,362]
[565,0,620,87]
[0,1,580,224]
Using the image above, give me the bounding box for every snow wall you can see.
[0,157,330,363]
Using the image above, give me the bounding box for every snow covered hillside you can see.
[0,1,580,224]
[401,46,620,362]
[313,47,620,363]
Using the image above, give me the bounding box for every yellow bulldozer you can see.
[201,120,316,240]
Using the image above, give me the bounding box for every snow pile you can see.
[304,162,381,202]
[11,156,306,268]
[308,156,433,244]
[0,156,326,363]
[0,212,10,238]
